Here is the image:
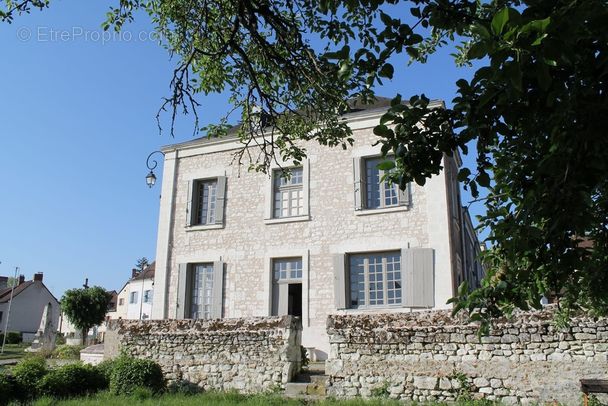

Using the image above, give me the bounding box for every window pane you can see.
[191,264,214,319]
[365,157,398,209]
[273,258,302,281]
[349,252,401,308]
[195,179,218,225]
[273,167,304,218]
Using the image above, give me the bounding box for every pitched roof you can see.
[161,96,445,152]
[130,262,155,281]
[0,281,34,303]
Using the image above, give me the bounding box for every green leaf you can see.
[379,63,394,79]
[477,171,491,187]
[377,160,396,171]
[458,168,471,182]
[491,7,510,35]
[467,42,487,59]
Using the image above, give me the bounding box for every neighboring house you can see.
[151,97,483,359]
[0,273,60,342]
[59,290,118,345]
[125,263,155,320]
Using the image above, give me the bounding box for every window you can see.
[188,176,227,227]
[334,248,434,310]
[273,167,304,218]
[349,252,402,308]
[177,261,224,320]
[190,263,215,320]
[0,311,3,323]
[118,298,124,306]
[273,258,303,281]
[364,157,399,209]
[193,179,218,225]
[354,156,409,211]
[143,290,153,303]
[129,291,138,304]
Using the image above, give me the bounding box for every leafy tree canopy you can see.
[61,286,112,344]
[5,0,608,326]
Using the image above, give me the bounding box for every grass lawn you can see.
[30,391,499,406]
[0,343,28,360]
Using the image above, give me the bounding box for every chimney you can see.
[33,273,43,282]
[18,275,25,285]
[0,276,7,289]
[131,269,139,278]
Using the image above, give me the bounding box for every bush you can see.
[0,373,17,406]
[0,331,22,345]
[109,356,165,395]
[12,356,48,398]
[37,363,105,398]
[51,344,84,360]
[95,358,118,389]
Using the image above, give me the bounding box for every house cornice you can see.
[160,99,446,157]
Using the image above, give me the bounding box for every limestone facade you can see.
[151,101,482,357]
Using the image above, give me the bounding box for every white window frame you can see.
[143,289,153,304]
[129,291,138,304]
[264,159,310,224]
[188,263,215,320]
[272,167,304,218]
[348,251,403,309]
[184,168,227,231]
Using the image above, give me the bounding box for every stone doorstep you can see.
[306,361,326,373]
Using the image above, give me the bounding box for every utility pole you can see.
[1,266,19,354]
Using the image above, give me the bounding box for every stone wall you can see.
[326,308,608,404]
[104,316,302,392]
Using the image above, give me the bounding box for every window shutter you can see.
[333,254,348,309]
[176,263,188,319]
[402,248,435,308]
[185,181,193,227]
[215,176,227,225]
[399,182,411,207]
[278,283,289,316]
[353,157,364,210]
[211,261,224,319]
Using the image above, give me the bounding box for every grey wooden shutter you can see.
[353,157,364,210]
[215,176,227,225]
[185,181,193,226]
[211,261,224,319]
[278,283,289,316]
[402,248,434,307]
[176,263,189,319]
[399,182,411,207]
[333,254,348,309]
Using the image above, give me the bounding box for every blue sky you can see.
[0,1,484,298]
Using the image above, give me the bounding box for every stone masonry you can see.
[104,316,302,392]
[326,307,608,405]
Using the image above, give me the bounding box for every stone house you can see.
[151,98,483,359]
[0,273,60,342]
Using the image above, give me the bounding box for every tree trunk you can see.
[82,327,87,346]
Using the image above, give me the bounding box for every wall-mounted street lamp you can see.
[145,151,165,188]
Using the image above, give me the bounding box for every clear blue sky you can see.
[0,1,484,299]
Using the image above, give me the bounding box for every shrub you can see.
[109,356,165,395]
[0,373,17,406]
[95,358,119,389]
[0,331,22,345]
[37,363,105,398]
[12,356,48,398]
[51,344,84,360]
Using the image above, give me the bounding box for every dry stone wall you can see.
[104,316,302,392]
[326,307,608,404]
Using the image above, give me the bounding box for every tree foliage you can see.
[6,0,608,325]
[61,286,112,345]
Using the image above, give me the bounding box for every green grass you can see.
[0,343,28,360]
[29,391,500,406]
